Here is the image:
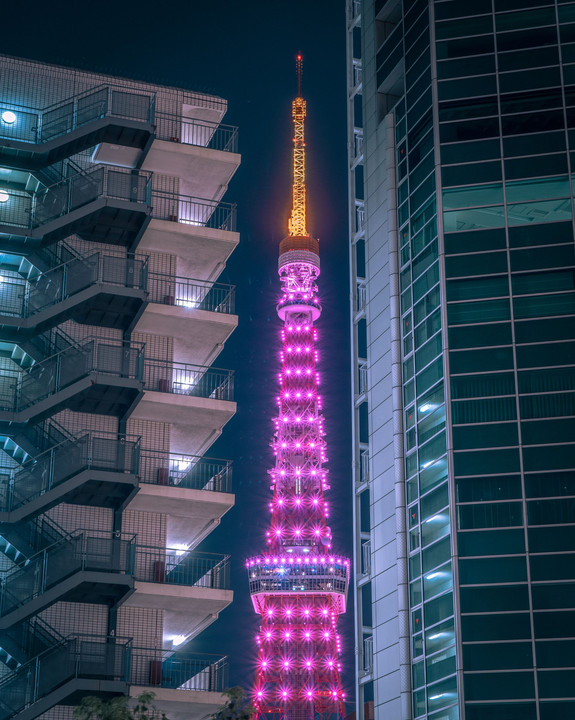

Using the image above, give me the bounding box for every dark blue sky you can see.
[2,0,354,699]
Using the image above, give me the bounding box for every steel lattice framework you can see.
[247,58,350,720]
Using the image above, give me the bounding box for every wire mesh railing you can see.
[0,84,155,145]
[155,113,238,153]
[0,532,135,619]
[130,647,229,692]
[0,634,131,720]
[0,432,140,513]
[144,358,234,401]
[134,546,230,590]
[151,190,236,231]
[0,166,152,230]
[0,252,148,320]
[147,273,235,314]
[0,337,145,413]
[139,448,232,493]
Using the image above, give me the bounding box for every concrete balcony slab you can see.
[127,485,234,549]
[141,140,240,201]
[130,393,236,457]
[125,583,233,643]
[134,304,238,366]
[138,220,238,282]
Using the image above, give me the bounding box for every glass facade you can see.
[347,1,575,719]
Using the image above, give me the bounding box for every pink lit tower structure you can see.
[247,57,350,720]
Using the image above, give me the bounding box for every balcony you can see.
[0,338,144,424]
[125,547,232,643]
[0,252,148,336]
[130,648,228,720]
[0,84,155,170]
[0,636,228,720]
[361,539,372,576]
[362,635,374,675]
[0,166,152,248]
[138,194,238,282]
[139,115,240,202]
[135,274,237,366]
[0,431,140,524]
[132,360,235,457]
[0,532,134,628]
[128,450,234,549]
[0,635,130,720]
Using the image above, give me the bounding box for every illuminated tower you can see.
[247,57,350,720]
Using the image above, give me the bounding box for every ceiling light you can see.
[1,111,16,124]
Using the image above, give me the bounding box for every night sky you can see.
[2,0,354,701]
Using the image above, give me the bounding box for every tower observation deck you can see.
[247,57,350,720]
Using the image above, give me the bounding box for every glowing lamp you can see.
[0,191,10,203]
[1,111,16,124]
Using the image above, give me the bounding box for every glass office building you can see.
[346,2,575,719]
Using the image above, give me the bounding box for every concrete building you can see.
[346,2,575,720]
[0,55,240,720]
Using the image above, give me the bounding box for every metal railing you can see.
[0,166,151,230]
[0,83,155,145]
[356,281,367,314]
[0,636,227,720]
[0,532,135,618]
[361,539,372,576]
[155,113,238,153]
[130,647,228,692]
[134,547,230,590]
[355,202,365,235]
[139,448,232,493]
[0,337,144,413]
[144,359,234,402]
[0,634,131,720]
[147,273,235,314]
[151,190,236,231]
[358,361,368,396]
[0,252,148,320]
[360,447,370,484]
[363,635,374,674]
[0,432,140,513]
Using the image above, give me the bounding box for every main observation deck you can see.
[247,555,349,614]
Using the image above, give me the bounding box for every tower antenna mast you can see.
[289,55,308,238]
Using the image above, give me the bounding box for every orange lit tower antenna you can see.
[289,55,308,238]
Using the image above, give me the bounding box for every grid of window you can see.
[436,0,575,717]
[395,2,459,718]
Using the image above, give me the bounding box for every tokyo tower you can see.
[246,57,350,720]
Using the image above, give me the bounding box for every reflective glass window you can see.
[451,345,515,373]
[424,591,454,627]
[464,670,535,700]
[453,422,518,450]
[460,585,529,614]
[425,617,455,655]
[458,528,525,556]
[443,183,503,209]
[452,396,516,423]
[461,612,531,641]
[463,640,532,671]
[458,501,523,529]
[448,298,510,325]
[454,448,521,475]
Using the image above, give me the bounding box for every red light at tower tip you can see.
[247,58,350,720]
